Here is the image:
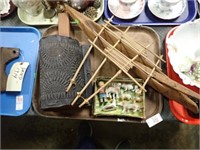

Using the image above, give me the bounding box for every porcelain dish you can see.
[147,0,187,20]
[94,0,104,22]
[1,0,16,18]
[108,0,145,19]
[166,20,200,88]
[18,8,58,25]
[17,0,104,25]
[165,26,200,125]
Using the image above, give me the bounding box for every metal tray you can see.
[104,0,198,26]
[0,27,41,116]
[165,27,200,125]
[32,25,163,123]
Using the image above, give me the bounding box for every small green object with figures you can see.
[93,78,145,119]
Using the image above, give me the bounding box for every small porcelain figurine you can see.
[93,79,145,118]
[98,81,107,106]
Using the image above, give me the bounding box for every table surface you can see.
[1,8,182,121]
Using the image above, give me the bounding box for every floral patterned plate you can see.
[147,0,187,20]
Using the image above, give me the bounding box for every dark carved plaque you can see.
[39,35,90,109]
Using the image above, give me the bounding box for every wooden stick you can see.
[78,32,155,106]
[79,70,122,107]
[102,24,164,65]
[142,55,162,89]
[104,29,163,73]
[104,20,166,63]
[71,58,107,105]
[66,16,114,92]
[103,51,144,91]
[107,26,131,53]
[96,35,153,77]
[92,31,137,71]
[105,41,153,76]
[99,27,135,70]
[71,25,132,105]
[89,39,146,91]
[105,48,133,70]
[72,25,140,106]
[132,68,199,113]
[92,30,162,75]
[135,61,200,100]
[66,44,92,92]
[107,47,149,75]
[58,12,70,37]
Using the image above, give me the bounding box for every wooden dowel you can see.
[66,45,93,92]
[106,50,151,91]
[79,70,122,107]
[134,67,199,113]
[106,46,165,92]
[88,39,146,91]
[104,50,129,72]
[99,26,134,69]
[66,16,113,92]
[92,30,158,72]
[93,31,136,67]
[106,50,131,70]
[104,48,131,70]
[142,55,162,89]
[106,46,164,84]
[135,61,200,100]
[102,24,163,72]
[104,20,166,63]
[92,30,163,80]
[71,57,107,105]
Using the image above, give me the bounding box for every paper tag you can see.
[146,113,163,128]
[117,118,126,122]
[6,62,29,91]
[16,95,23,110]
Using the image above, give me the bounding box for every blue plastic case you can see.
[0,27,41,116]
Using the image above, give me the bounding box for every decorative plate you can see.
[108,0,145,19]
[166,19,200,88]
[165,26,200,125]
[148,0,187,20]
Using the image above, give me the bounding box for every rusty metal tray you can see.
[32,25,163,123]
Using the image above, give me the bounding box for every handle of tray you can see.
[58,12,70,37]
